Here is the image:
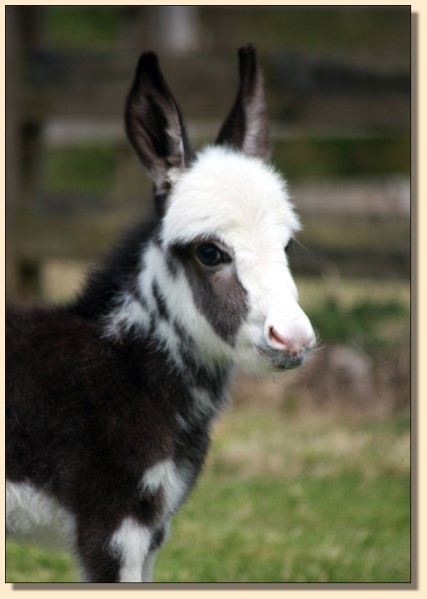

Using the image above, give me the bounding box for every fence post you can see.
[6,6,23,299]
[6,6,45,301]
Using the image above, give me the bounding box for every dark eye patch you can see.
[195,243,231,267]
[169,238,247,346]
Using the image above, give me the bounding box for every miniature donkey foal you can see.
[6,46,316,582]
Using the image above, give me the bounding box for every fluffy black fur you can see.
[6,282,228,580]
[6,45,263,583]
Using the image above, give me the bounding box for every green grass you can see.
[295,276,410,353]
[306,297,408,350]
[6,408,410,583]
[6,541,78,583]
[159,409,411,583]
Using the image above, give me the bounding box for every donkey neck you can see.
[100,232,233,423]
[72,220,234,404]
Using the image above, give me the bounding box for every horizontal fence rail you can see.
[6,6,411,301]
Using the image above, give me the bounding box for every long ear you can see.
[125,52,194,215]
[216,45,270,160]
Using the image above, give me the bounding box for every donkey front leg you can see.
[110,517,154,583]
[141,521,170,583]
[78,516,153,583]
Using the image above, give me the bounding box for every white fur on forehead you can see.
[161,146,300,248]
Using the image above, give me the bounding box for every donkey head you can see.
[125,45,316,374]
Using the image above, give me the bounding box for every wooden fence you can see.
[6,6,411,302]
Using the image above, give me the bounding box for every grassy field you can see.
[8,265,410,584]
[7,6,410,584]
[7,276,409,583]
[6,405,410,584]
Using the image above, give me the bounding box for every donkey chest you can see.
[138,419,213,518]
[140,457,195,518]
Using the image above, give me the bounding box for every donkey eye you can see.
[196,243,224,267]
[285,238,295,254]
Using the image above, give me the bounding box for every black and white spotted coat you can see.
[6,46,316,583]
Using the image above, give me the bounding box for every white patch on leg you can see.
[140,459,190,516]
[6,480,76,550]
[109,517,151,583]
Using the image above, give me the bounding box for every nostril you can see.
[268,327,306,358]
[268,326,289,349]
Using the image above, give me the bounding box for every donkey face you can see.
[126,46,316,374]
[161,147,316,374]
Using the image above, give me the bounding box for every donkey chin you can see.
[256,342,313,373]
[235,342,315,377]
[233,327,316,376]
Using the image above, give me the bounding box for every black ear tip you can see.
[238,44,257,60]
[136,51,160,77]
[237,44,257,79]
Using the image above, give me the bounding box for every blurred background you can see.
[6,6,411,584]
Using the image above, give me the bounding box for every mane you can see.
[71,217,160,320]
